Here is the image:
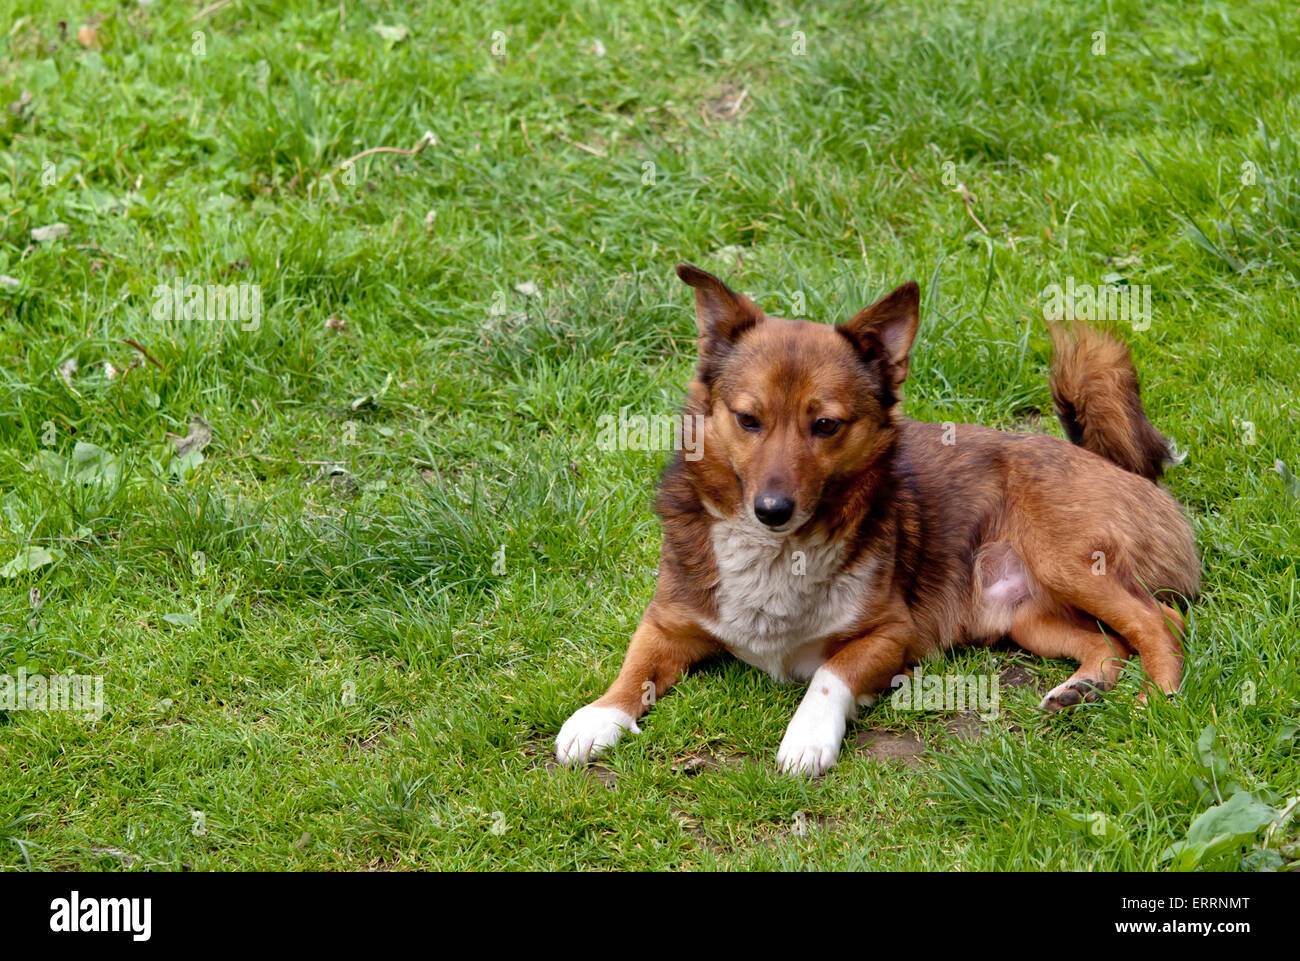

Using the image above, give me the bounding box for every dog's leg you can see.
[1157,601,1187,674]
[1031,565,1186,698]
[1065,590,1184,697]
[1009,603,1135,712]
[777,620,910,776]
[556,607,717,766]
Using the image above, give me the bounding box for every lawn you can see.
[0,0,1297,871]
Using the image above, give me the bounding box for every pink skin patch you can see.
[978,542,1030,606]
[971,542,1032,638]
[983,569,1029,606]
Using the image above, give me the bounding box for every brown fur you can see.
[1049,322,1174,481]
[563,264,1200,766]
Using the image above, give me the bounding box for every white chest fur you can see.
[702,518,880,683]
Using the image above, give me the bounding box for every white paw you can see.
[777,669,854,776]
[555,704,640,766]
[774,717,847,780]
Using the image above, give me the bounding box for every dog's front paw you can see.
[777,718,846,776]
[555,704,640,766]
[777,708,848,776]
[778,669,854,776]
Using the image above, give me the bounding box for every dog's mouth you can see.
[744,506,814,538]
[764,518,798,534]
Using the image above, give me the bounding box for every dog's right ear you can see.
[837,281,920,391]
[676,263,763,353]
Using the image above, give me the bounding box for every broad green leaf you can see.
[70,442,120,486]
[1241,849,1284,872]
[1195,725,1223,773]
[1161,840,1210,871]
[1185,791,1277,847]
[1054,810,1123,841]
[32,449,67,483]
[0,546,60,578]
[171,449,205,479]
[1162,791,1279,870]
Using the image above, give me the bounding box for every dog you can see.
[556,264,1199,775]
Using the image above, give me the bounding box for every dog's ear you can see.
[676,263,763,352]
[837,281,920,390]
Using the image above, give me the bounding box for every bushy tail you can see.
[1048,323,1173,482]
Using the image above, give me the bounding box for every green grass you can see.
[1,0,1297,871]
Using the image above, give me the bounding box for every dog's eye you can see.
[734,411,761,432]
[812,418,842,437]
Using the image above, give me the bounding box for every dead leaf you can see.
[57,356,79,387]
[170,415,212,457]
[705,84,749,120]
[7,91,32,116]
[31,223,70,244]
[91,846,137,868]
[349,372,393,410]
[320,463,357,497]
[371,23,409,45]
[76,25,98,48]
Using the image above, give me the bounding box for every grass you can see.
[0,0,1297,871]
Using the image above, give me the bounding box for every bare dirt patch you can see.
[999,663,1037,689]
[944,713,986,741]
[670,749,749,775]
[855,729,926,767]
[704,83,750,122]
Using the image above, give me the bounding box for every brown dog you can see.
[557,264,1199,774]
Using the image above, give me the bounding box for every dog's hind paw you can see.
[555,704,640,766]
[1038,678,1105,713]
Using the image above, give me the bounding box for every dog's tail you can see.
[1048,323,1173,482]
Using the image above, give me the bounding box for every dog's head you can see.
[677,263,919,534]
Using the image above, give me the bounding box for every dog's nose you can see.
[754,493,795,528]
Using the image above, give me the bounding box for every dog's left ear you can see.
[837,281,920,389]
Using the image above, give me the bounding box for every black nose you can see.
[754,493,795,528]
